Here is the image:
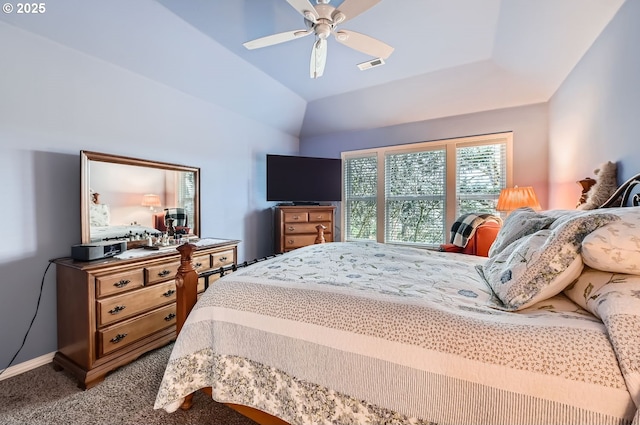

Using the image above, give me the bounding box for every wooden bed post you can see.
[175,243,198,335]
[314,224,326,244]
[173,243,291,424]
[175,243,198,410]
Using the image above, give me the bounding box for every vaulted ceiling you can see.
[157,0,625,138]
[1,0,626,139]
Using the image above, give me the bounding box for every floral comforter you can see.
[155,242,638,425]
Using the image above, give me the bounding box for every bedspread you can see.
[155,242,637,425]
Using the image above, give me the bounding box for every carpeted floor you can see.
[0,344,258,425]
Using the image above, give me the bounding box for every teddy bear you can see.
[577,161,618,210]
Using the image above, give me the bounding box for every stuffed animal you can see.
[577,161,618,210]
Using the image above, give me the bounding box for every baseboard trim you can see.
[0,351,55,381]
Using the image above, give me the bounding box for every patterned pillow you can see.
[478,211,620,311]
[563,267,618,315]
[89,203,110,227]
[588,275,640,407]
[581,207,640,275]
[488,207,555,258]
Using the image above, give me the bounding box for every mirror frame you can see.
[80,150,201,244]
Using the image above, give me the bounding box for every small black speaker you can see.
[71,240,127,261]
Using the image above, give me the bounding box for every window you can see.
[177,171,196,229]
[343,154,378,241]
[385,149,446,244]
[342,132,512,247]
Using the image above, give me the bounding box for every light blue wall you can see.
[548,0,640,208]
[300,103,550,207]
[0,20,300,367]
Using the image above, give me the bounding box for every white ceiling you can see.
[159,0,626,137]
[157,0,624,99]
[1,0,626,138]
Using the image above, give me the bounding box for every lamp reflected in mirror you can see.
[496,186,541,214]
[141,193,161,211]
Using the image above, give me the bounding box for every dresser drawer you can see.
[192,253,211,273]
[211,250,234,269]
[98,304,176,356]
[283,234,334,250]
[95,269,144,298]
[283,222,332,235]
[96,281,176,327]
[145,261,180,285]
[309,211,332,222]
[283,212,308,223]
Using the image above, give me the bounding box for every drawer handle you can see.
[219,256,227,262]
[164,313,176,321]
[194,262,203,268]
[287,226,295,231]
[163,289,176,297]
[316,216,323,219]
[110,333,127,344]
[287,239,294,245]
[113,279,130,288]
[108,305,126,315]
[157,270,171,277]
[292,215,300,220]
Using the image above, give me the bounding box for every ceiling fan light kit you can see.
[243,0,393,79]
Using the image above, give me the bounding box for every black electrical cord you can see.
[0,260,53,379]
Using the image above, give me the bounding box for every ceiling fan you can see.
[243,0,394,79]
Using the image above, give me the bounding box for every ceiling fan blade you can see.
[334,0,381,23]
[310,38,327,79]
[286,0,319,22]
[334,29,394,59]
[243,29,312,50]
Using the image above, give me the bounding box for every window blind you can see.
[343,155,378,241]
[385,149,446,245]
[456,142,507,217]
[178,171,196,229]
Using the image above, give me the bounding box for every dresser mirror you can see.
[80,150,200,243]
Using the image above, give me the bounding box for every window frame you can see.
[341,132,513,247]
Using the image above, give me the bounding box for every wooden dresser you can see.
[274,205,336,253]
[53,239,238,389]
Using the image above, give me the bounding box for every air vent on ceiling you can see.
[357,58,385,71]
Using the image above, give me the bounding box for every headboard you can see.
[600,173,640,208]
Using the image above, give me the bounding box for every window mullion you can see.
[376,150,385,243]
[445,143,457,237]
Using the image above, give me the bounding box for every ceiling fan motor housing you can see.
[244,0,393,78]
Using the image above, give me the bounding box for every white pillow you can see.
[586,274,640,408]
[90,203,110,227]
[563,267,617,315]
[478,212,619,311]
[582,207,640,275]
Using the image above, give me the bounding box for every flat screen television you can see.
[266,154,342,204]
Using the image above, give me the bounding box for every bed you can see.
[89,192,161,242]
[154,178,640,425]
